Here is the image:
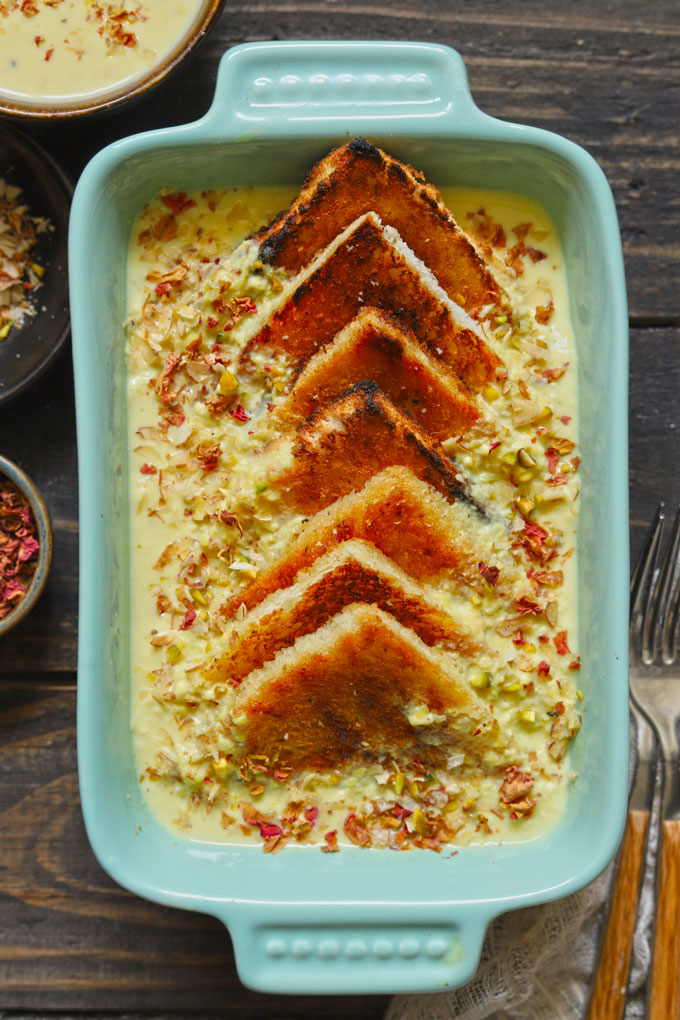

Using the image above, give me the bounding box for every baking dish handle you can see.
[204,40,486,136]
[221,901,492,995]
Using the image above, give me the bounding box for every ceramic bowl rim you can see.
[0,0,226,120]
[0,122,73,406]
[0,453,53,636]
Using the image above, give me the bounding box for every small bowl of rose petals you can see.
[0,454,52,637]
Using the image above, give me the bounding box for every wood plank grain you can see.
[648,819,680,1019]
[628,328,680,566]
[0,685,387,1016]
[0,350,78,672]
[0,1015,344,1020]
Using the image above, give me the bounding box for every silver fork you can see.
[629,504,680,1018]
[587,518,662,1020]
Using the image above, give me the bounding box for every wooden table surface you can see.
[1,2,678,1016]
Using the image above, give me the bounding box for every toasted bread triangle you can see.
[231,604,509,772]
[272,306,482,438]
[241,212,502,391]
[263,380,478,514]
[254,138,505,314]
[208,540,483,687]
[222,466,531,619]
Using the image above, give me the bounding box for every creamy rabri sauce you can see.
[126,184,582,853]
[0,0,204,104]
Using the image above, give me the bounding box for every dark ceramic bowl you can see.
[0,0,225,119]
[0,454,52,637]
[0,124,72,406]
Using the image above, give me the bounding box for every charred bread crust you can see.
[253,138,505,314]
[207,540,483,687]
[221,466,530,620]
[230,604,508,772]
[271,306,482,439]
[277,379,482,513]
[242,213,502,390]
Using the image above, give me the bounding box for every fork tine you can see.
[631,504,665,612]
[641,504,680,664]
[631,504,665,659]
[660,505,680,664]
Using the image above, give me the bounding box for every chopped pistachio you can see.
[471,671,491,690]
[517,448,536,468]
[519,708,536,724]
[545,601,559,627]
[412,809,429,835]
[166,645,183,664]
[483,384,500,402]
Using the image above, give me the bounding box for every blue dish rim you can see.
[70,40,630,995]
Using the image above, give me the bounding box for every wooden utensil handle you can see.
[649,818,680,1019]
[587,808,649,1020]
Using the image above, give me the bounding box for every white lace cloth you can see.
[386,734,661,1020]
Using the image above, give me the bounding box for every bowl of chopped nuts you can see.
[0,454,52,637]
[0,123,71,405]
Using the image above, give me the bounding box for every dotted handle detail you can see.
[248,69,437,112]
[212,41,477,128]
[225,907,489,995]
[262,927,454,964]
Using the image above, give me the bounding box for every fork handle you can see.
[649,818,680,1019]
[587,809,649,1020]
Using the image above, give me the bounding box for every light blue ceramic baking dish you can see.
[70,41,629,995]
